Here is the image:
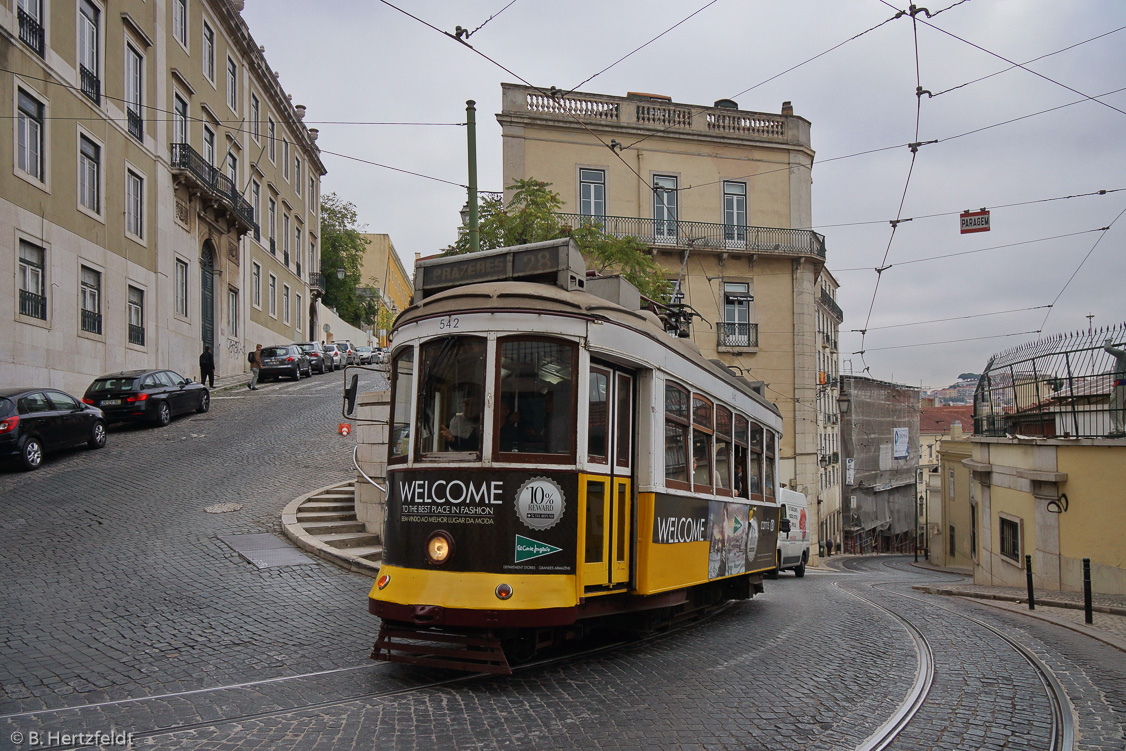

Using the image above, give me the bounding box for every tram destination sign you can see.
[416,239,586,300]
[959,209,990,234]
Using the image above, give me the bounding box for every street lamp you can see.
[837,392,850,414]
[336,268,345,280]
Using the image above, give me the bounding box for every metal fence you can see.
[974,322,1126,438]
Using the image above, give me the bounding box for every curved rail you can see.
[353,443,386,494]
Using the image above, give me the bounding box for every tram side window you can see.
[692,395,713,491]
[415,336,487,455]
[389,347,414,459]
[715,406,732,493]
[734,414,749,499]
[748,421,763,498]
[496,338,576,457]
[764,430,776,499]
[587,368,609,463]
[664,383,689,485]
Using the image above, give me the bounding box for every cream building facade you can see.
[2,0,324,395]
[358,233,413,346]
[497,83,841,557]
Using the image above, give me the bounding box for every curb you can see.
[944,593,1126,653]
[281,481,381,578]
[913,585,1126,616]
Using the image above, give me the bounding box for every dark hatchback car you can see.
[0,387,107,470]
[83,369,210,427]
[295,341,330,374]
[259,344,312,381]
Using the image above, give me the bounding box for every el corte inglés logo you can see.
[515,535,562,562]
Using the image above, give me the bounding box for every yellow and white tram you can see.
[369,239,782,672]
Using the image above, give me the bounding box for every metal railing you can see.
[309,271,325,293]
[821,288,844,322]
[18,9,44,57]
[170,143,256,232]
[718,322,758,348]
[80,309,102,334]
[974,322,1126,439]
[128,324,146,346]
[269,237,276,255]
[19,289,46,319]
[80,66,100,105]
[127,109,143,140]
[557,213,826,258]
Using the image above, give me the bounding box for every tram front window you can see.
[416,336,486,455]
[497,338,576,457]
[389,347,414,459]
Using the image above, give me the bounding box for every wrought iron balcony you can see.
[820,288,844,322]
[19,289,46,320]
[557,213,826,259]
[18,8,45,57]
[128,324,146,346]
[308,271,325,295]
[284,249,290,267]
[80,309,102,335]
[718,321,758,349]
[269,237,276,255]
[296,261,302,278]
[127,109,143,141]
[170,143,257,236]
[80,65,100,105]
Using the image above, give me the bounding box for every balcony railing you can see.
[820,288,844,322]
[269,238,276,255]
[975,322,1126,439]
[296,261,302,278]
[80,65,100,105]
[308,271,325,294]
[718,322,758,348]
[18,8,45,57]
[19,289,47,320]
[284,249,290,267]
[80,309,102,335]
[128,324,146,346]
[170,143,256,234]
[127,109,143,141]
[557,213,826,259]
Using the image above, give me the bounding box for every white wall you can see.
[315,300,372,346]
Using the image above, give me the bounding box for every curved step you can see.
[282,480,382,576]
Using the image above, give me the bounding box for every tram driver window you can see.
[496,338,576,457]
[415,336,486,455]
[389,347,414,459]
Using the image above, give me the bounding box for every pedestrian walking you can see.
[248,344,263,390]
[199,345,215,388]
[825,538,834,557]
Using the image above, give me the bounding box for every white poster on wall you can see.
[893,427,910,459]
[846,458,855,485]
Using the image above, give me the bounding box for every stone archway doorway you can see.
[200,240,216,353]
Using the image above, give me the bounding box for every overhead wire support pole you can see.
[466,100,480,254]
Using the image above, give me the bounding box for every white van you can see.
[773,488,811,577]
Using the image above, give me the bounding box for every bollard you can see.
[1025,554,1035,611]
[1083,558,1093,625]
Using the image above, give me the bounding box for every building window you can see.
[310,177,315,206]
[127,286,145,345]
[125,169,144,239]
[653,175,677,240]
[202,125,215,165]
[250,94,260,140]
[17,88,44,181]
[283,283,291,324]
[175,258,189,317]
[251,262,261,308]
[202,20,214,81]
[173,94,188,145]
[283,140,290,180]
[579,169,605,218]
[999,516,1020,562]
[294,226,302,275]
[226,57,238,111]
[228,288,239,337]
[80,265,101,334]
[79,1,100,103]
[78,135,100,213]
[295,158,301,194]
[125,44,143,140]
[267,197,277,253]
[172,0,187,46]
[226,152,237,184]
[721,282,754,347]
[268,274,277,317]
[267,117,276,162]
[251,179,261,238]
[282,214,290,265]
[18,240,46,320]
[723,181,746,244]
[17,0,45,57]
[295,293,302,333]
[949,525,956,557]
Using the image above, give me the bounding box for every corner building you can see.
[2,0,325,394]
[497,83,842,558]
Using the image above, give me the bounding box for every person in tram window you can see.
[498,402,525,452]
[440,392,481,451]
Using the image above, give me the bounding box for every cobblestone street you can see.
[1,374,1123,751]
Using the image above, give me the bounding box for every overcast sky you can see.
[241,0,1125,389]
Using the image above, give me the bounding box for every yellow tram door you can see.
[581,368,634,590]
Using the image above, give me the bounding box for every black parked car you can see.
[295,341,330,374]
[0,387,107,470]
[259,344,312,381]
[83,369,210,427]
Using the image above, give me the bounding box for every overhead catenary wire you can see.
[850,305,1053,332]
[1039,202,1126,330]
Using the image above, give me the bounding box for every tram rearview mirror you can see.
[343,373,359,418]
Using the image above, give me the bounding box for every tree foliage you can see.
[319,193,380,328]
[450,179,670,301]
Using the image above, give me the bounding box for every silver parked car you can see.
[355,346,374,365]
[321,343,343,371]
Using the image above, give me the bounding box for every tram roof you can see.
[396,280,782,420]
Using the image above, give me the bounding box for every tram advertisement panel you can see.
[651,495,778,578]
[384,469,579,574]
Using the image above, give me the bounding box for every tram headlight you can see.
[425,531,454,565]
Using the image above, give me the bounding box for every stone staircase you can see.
[282,481,382,576]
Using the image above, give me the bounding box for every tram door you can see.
[582,366,634,589]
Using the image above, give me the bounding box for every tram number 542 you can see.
[438,316,460,330]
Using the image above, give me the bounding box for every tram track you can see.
[841,561,1076,751]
